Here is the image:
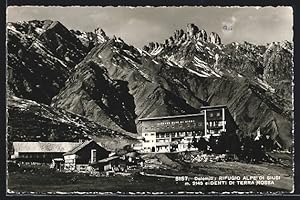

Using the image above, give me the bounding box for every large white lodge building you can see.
[138,105,237,153]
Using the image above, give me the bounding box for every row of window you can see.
[20,154,47,158]
[145,121,225,131]
[156,131,204,138]
[207,129,224,134]
[207,121,225,127]
[157,146,169,151]
[144,122,204,130]
[144,132,155,136]
[145,140,155,143]
[156,139,170,143]
[208,112,222,118]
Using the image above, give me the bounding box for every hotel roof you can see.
[138,105,228,121]
[200,105,228,109]
[138,112,204,121]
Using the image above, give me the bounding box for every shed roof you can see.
[13,142,81,153]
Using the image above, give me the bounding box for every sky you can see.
[7,6,293,48]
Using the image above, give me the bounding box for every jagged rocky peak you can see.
[186,23,199,38]
[95,27,106,36]
[165,36,175,46]
[173,29,185,40]
[149,42,160,49]
[197,29,208,41]
[143,23,222,53]
[94,27,109,43]
[35,20,72,38]
[7,20,59,37]
[143,41,164,52]
[70,26,110,48]
[185,23,221,44]
[186,24,208,42]
[209,32,221,45]
[179,23,220,44]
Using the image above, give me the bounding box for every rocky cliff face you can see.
[7,20,107,104]
[7,21,293,149]
[208,32,221,45]
[51,38,199,133]
[51,60,138,133]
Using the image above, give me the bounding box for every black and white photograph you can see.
[6,6,294,195]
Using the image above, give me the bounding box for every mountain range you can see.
[7,20,293,150]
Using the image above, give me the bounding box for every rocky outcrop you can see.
[186,23,199,38]
[173,29,185,40]
[71,27,109,49]
[263,41,293,99]
[208,32,221,45]
[7,20,110,104]
[7,20,89,104]
[144,24,221,52]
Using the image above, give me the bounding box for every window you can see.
[217,112,221,117]
[209,113,213,117]
[91,149,96,163]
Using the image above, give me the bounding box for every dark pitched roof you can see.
[63,140,105,156]
[13,142,81,153]
[63,140,92,156]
